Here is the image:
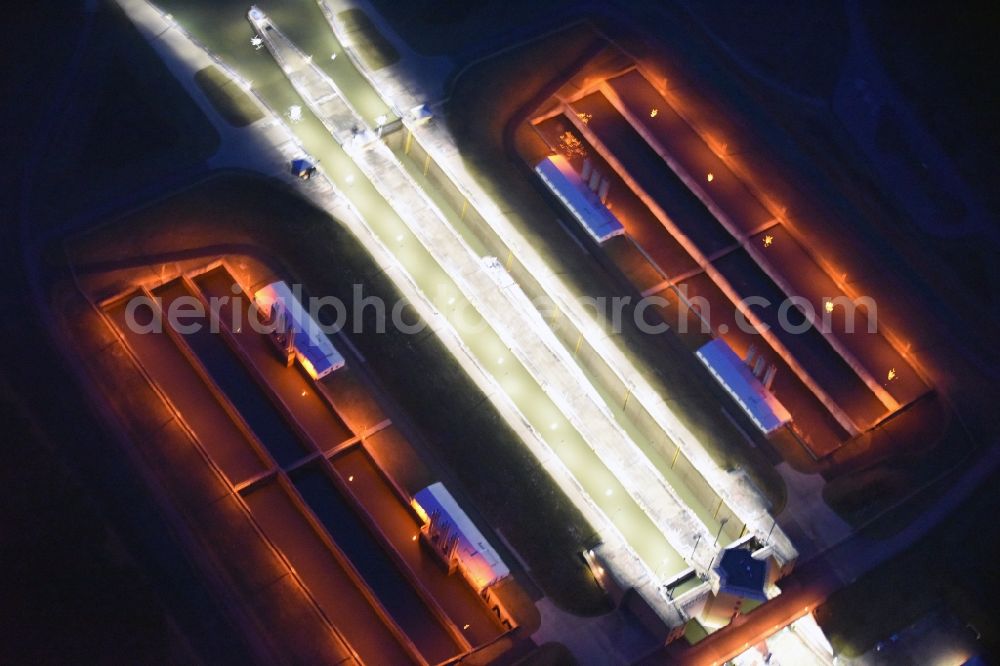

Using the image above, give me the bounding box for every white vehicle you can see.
[254,281,345,380]
[696,339,790,434]
[535,154,624,243]
[411,482,509,591]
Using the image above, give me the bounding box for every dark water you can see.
[169,298,308,467]
[573,92,736,255]
[292,466,456,662]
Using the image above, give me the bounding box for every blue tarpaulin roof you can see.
[254,281,345,379]
[696,338,791,434]
[535,155,625,243]
[290,158,315,176]
[413,483,509,590]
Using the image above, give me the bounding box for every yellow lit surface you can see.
[410,498,430,525]
[299,354,319,380]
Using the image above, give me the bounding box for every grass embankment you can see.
[821,397,980,537]
[514,642,576,666]
[193,65,263,127]
[0,390,191,664]
[74,173,610,615]
[336,9,399,70]
[365,0,578,58]
[30,0,218,228]
[0,2,243,662]
[863,2,1000,227]
[815,467,1000,659]
[683,0,848,99]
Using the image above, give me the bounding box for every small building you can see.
[290,158,316,179]
[409,103,433,124]
[700,547,771,628]
[716,547,769,602]
[411,483,509,592]
[254,281,345,380]
[696,338,791,434]
[535,154,625,243]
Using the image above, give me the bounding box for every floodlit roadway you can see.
[143,0,696,593]
[142,0,773,603]
[250,10,740,569]
[111,0,693,637]
[308,0,793,568]
[246,7,700,581]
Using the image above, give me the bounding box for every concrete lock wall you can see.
[386,128,748,549]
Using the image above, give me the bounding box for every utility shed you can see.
[716,547,769,602]
[412,483,509,591]
[696,338,791,434]
[254,281,346,380]
[699,546,772,628]
[535,154,625,243]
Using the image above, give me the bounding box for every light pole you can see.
[690,533,702,560]
[714,517,729,547]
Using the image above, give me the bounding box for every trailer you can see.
[254,281,345,380]
[411,483,509,591]
[696,338,791,434]
[535,154,625,243]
